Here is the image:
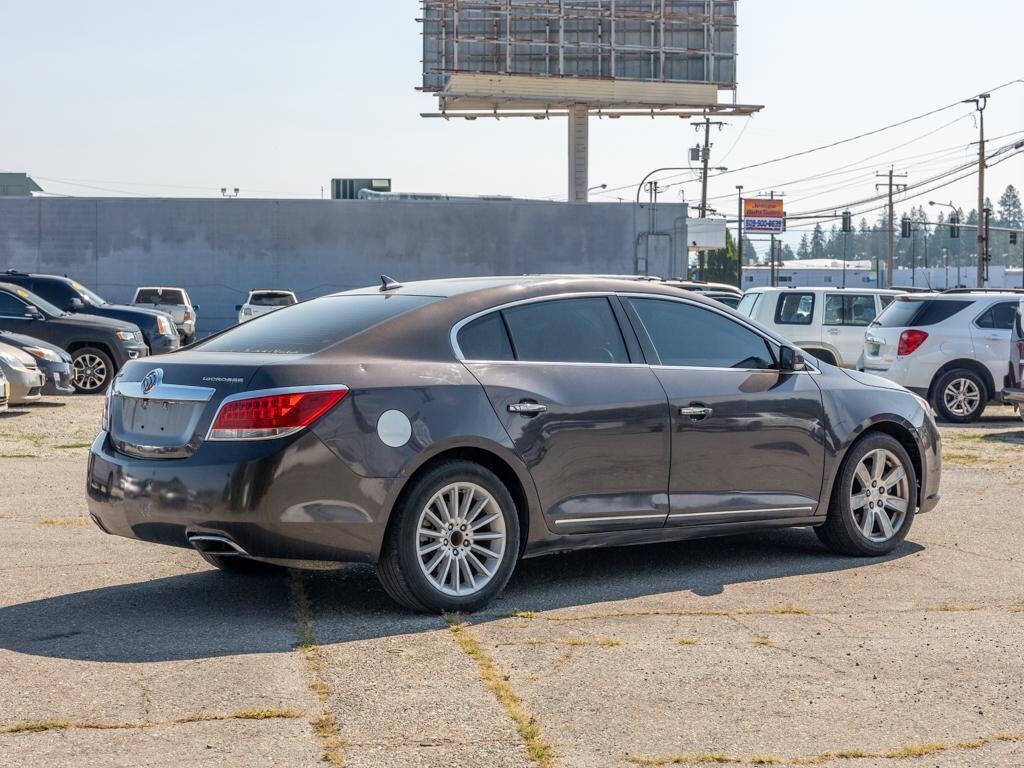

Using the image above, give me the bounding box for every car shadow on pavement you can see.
[0,527,921,663]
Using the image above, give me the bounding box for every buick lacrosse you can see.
[87,276,941,612]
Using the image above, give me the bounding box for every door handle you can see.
[508,402,547,415]
[827,328,840,335]
[679,405,713,420]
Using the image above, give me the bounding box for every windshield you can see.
[4,285,66,317]
[70,281,108,307]
[199,294,439,354]
[249,292,296,307]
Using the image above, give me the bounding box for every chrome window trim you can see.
[205,384,349,442]
[114,380,216,402]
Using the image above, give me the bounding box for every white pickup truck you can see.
[236,290,297,324]
[132,287,198,344]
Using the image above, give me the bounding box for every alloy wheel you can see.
[850,448,909,543]
[416,482,507,596]
[943,377,981,417]
[72,354,107,392]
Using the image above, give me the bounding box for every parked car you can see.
[132,286,199,344]
[861,290,1024,422]
[737,287,905,367]
[0,271,180,355]
[1000,296,1024,421]
[236,289,297,323]
[87,276,940,613]
[0,282,148,393]
[0,331,75,394]
[0,367,8,413]
[0,342,45,404]
[662,279,743,308]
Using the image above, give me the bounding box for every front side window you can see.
[0,290,27,316]
[502,297,629,364]
[775,293,814,325]
[736,292,760,317]
[457,312,514,361]
[630,298,775,369]
[198,294,438,354]
[824,294,877,326]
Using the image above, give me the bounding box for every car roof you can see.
[247,289,296,295]
[136,286,186,292]
[747,286,903,294]
[0,271,73,284]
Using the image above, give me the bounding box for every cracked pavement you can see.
[1,397,1022,767]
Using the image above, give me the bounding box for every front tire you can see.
[70,347,114,393]
[815,433,917,557]
[932,368,987,423]
[377,461,520,613]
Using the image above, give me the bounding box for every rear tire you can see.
[932,368,987,423]
[377,460,520,613]
[70,347,114,393]
[198,551,284,574]
[816,433,917,557]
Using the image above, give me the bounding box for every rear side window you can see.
[824,294,877,326]
[457,312,514,361]
[879,294,895,309]
[630,298,775,369]
[198,294,438,354]
[913,300,972,326]
[975,301,1018,330]
[249,292,295,307]
[502,298,629,364]
[774,293,814,325]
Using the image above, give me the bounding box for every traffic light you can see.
[841,210,853,233]
[950,214,960,239]
[1011,232,1019,246]
[901,216,911,238]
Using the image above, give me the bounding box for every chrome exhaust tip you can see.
[187,534,248,556]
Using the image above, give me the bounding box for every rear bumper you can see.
[42,365,75,395]
[86,429,397,564]
[7,367,45,403]
[1004,387,1024,407]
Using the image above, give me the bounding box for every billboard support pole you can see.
[568,105,589,202]
[736,185,744,289]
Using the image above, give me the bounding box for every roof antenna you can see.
[379,275,402,292]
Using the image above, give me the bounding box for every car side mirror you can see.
[193,304,200,311]
[779,345,806,372]
[24,305,43,320]
[234,305,242,311]
[69,297,84,310]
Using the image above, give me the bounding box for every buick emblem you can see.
[141,368,163,395]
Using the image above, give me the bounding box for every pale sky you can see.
[2,0,1022,248]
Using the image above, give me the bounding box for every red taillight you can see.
[208,387,348,440]
[897,329,929,356]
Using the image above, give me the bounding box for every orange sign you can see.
[743,199,785,233]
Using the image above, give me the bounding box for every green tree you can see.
[810,224,826,259]
[998,184,1023,228]
[796,233,810,259]
[705,228,738,284]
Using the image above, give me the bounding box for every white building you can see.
[742,259,1023,291]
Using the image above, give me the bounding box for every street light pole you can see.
[736,185,744,289]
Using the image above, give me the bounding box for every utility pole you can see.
[736,185,744,289]
[964,94,990,286]
[875,168,907,287]
[695,117,726,282]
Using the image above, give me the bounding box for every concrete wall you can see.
[0,197,687,334]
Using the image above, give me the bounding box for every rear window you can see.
[872,298,972,328]
[136,289,185,305]
[198,294,438,354]
[249,292,295,307]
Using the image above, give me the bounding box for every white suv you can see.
[737,287,903,367]
[860,291,1023,422]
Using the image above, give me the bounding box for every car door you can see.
[972,300,1018,393]
[823,293,878,366]
[455,296,671,533]
[622,295,826,526]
